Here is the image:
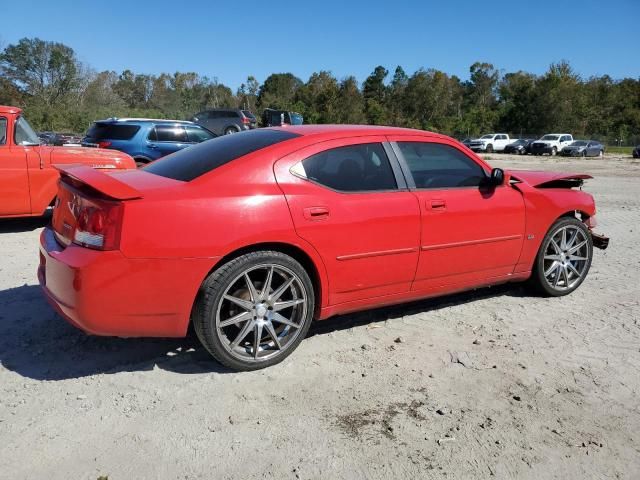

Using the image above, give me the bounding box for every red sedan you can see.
[39,125,609,370]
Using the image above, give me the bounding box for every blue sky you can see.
[2,0,638,90]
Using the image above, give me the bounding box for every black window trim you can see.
[150,124,188,144]
[0,116,7,146]
[390,140,492,191]
[290,141,407,195]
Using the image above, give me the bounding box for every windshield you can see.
[513,139,526,145]
[289,113,303,125]
[540,135,559,141]
[480,134,494,139]
[570,141,588,146]
[14,116,41,145]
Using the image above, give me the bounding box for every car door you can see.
[559,135,572,151]
[148,125,190,159]
[0,116,31,216]
[274,136,421,305]
[388,136,526,292]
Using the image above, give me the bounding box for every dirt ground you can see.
[1,153,639,480]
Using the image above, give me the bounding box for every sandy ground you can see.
[1,153,639,480]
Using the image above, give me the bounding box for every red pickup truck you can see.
[1,105,136,218]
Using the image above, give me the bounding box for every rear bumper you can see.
[38,228,216,337]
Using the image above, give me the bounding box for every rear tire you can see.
[193,251,315,371]
[134,158,150,168]
[529,217,593,297]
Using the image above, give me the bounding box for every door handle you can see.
[303,206,330,220]
[148,143,158,149]
[430,199,446,210]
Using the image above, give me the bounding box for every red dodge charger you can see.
[38,125,609,370]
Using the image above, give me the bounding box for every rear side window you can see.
[144,129,300,181]
[185,126,215,143]
[397,142,486,189]
[0,117,6,145]
[297,143,397,192]
[86,123,140,141]
[154,125,188,142]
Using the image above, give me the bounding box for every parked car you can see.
[191,109,257,135]
[82,118,216,166]
[632,145,639,158]
[561,140,604,157]
[504,139,535,155]
[530,134,574,156]
[262,109,304,127]
[468,133,514,153]
[39,125,609,371]
[0,105,135,219]
[460,138,472,148]
[38,131,65,146]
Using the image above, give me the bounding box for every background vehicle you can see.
[37,131,65,146]
[39,125,608,371]
[262,109,304,127]
[504,138,535,155]
[460,138,472,148]
[0,105,135,218]
[632,145,639,158]
[561,140,604,157]
[468,133,513,153]
[82,118,216,166]
[530,134,574,156]
[191,109,256,135]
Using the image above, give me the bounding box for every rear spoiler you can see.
[55,165,143,200]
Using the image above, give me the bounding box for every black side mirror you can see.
[490,168,505,186]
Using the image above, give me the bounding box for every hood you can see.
[44,145,135,170]
[508,170,592,188]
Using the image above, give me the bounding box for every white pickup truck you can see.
[467,134,513,153]
[530,133,574,156]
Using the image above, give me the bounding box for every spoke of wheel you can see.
[253,323,263,359]
[561,266,569,287]
[273,299,305,312]
[550,238,562,254]
[566,228,579,250]
[560,228,567,250]
[568,239,588,254]
[544,261,559,277]
[544,254,563,262]
[264,321,282,350]
[244,273,259,302]
[269,277,295,303]
[230,319,254,349]
[219,311,252,328]
[553,264,562,287]
[568,254,587,261]
[261,266,274,301]
[224,294,254,311]
[272,312,300,328]
[566,262,581,278]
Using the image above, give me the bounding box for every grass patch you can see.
[606,146,634,155]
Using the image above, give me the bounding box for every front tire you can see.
[224,127,238,135]
[193,251,315,371]
[485,144,494,153]
[529,217,593,296]
[551,147,557,156]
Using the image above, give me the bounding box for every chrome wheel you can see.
[215,264,308,363]
[542,225,590,291]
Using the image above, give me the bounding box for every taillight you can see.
[73,198,123,250]
[242,117,251,124]
[98,141,112,149]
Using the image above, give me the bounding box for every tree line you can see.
[1,37,639,144]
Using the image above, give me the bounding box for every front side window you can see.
[397,142,487,189]
[186,126,215,143]
[296,143,397,192]
[14,116,40,145]
[0,117,7,145]
[154,125,188,142]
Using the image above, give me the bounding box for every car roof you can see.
[95,118,195,125]
[267,124,448,141]
[0,105,22,114]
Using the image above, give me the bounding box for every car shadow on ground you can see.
[0,283,530,381]
[0,212,51,233]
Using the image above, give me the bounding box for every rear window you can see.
[144,129,300,181]
[242,110,256,119]
[86,123,140,141]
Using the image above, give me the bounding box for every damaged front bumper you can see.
[591,232,609,250]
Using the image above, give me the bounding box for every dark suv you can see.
[82,118,216,166]
[191,109,257,135]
